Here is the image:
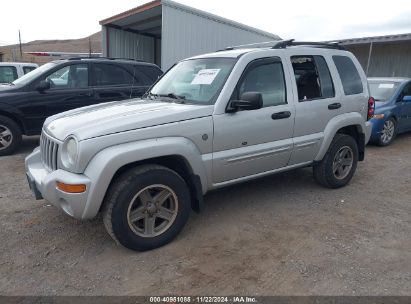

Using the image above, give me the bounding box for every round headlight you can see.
[62,137,78,168]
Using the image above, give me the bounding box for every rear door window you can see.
[137,65,163,85]
[0,66,18,83]
[291,55,335,101]
[332,55,363,95]
[91,63,135,86]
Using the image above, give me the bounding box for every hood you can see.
[44,99,214,141]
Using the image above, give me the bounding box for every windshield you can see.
[148,58,236,104]
[12,62,59,86]
[369,81,401,101]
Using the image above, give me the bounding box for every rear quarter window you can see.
[332,55,363,95]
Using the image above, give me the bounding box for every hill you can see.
[0,32,101,64]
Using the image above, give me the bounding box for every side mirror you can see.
[36,80,51,92]
[402,95,411,102]
[229,92,263,112]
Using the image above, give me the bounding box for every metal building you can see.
[337,33,411,78]
[99,0,280,70]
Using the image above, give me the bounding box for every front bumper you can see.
[25,148,92,219]
[369,117,385,142]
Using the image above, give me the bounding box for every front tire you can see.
[0,115,22,157]
[313,134,359,189]
[102,164,191,251]
[377,117,396,146]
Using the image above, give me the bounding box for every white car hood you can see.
[44,99,214,141]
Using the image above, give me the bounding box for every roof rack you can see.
[65,57,146,62]
[272,40,345,50]
[220,39,345,51]
[223,40,283,51]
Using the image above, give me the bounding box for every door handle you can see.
[328,103,341,110]
[78,92,92,97]
[272,111,291,120]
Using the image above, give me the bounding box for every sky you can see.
[1,0,411,45]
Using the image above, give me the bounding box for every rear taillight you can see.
[367,97,375,120]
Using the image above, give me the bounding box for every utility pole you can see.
[89,37,92,57]
[18,30,23,60]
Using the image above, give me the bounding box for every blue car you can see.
[369,77,411,146]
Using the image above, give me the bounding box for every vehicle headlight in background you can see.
[62,136,78,169]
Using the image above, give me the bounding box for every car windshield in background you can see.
[12,62,58,86]
[148,58,236,104]
[369,81,401,101]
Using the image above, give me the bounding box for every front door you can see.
[398,82,411,131]
[27,63,93,132]
[212,57,295,184]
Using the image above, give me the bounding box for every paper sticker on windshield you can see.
[191,69,220,85]
[379,83,395,89]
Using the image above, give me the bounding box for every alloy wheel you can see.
[332,146,354,180]
[0,124,13,151]
[127,184,179,238]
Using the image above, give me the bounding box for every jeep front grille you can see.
[40,132,59,171]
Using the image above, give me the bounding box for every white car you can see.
[0,62,38,84]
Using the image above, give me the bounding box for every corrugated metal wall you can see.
[347,41,411,77]
[161,4,277,70]
[103,26,156,63]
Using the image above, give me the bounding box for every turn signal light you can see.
[56,182,86,193]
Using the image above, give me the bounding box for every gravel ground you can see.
[0,135,410,296]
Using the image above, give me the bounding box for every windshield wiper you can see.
[143,92,159,100]
[156,93,186,103]
[161,93,186,100]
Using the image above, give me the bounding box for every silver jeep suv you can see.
[26,40,373,251]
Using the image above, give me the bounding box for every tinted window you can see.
[92,63,134,86]
[237,59,286,107]
[23,66,36,74]
[46,64,88,89]
[291,55,335,101]
[402,83,411,96]
[0,66,18,83]
[315,56,334,98]
[333,55,363,95]
[138,65,162,84]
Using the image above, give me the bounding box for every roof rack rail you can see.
[272,40,345,50]
[222,40,283,51]
[218,39,345,52]
[65,57,146,62]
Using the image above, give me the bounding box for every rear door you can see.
[212,57,295,183]
[288,54,341,165]
[90,63,147,102]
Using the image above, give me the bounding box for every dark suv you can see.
[0,58,162,156]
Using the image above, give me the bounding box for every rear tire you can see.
[102,164,191,251]
[313,134,358,189]
[0,115,22,156]
[377,117,396,146]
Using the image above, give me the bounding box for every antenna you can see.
[18,30,23,59]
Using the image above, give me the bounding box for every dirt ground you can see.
[0,135,410,296]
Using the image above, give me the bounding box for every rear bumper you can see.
[25,148,92,219]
